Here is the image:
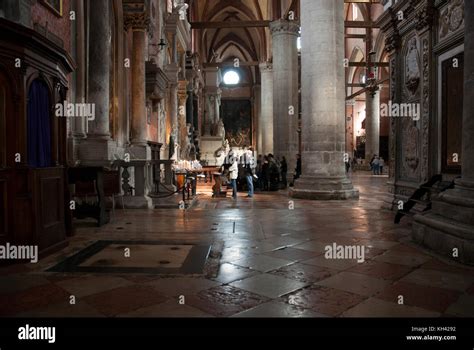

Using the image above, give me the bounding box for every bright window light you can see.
[223,70,240,85]
[297,37,301,50]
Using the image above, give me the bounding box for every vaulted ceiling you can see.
[190,0,269,63]
[188,0,298,84]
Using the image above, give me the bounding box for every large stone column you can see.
[169,82,178,158]
[270,20,299,181]
[365,90,380,160]
[130,27,147,147]
[87,0,111,139]
[259,62,274,155]
[253,84,262,153]
[78,0,114,164]
[290,0,358,200]
[122,10,152,209]
[73,0,86,139]
[413,1,474,265]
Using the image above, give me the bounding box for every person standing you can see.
[372,156,380,175]
[256,154,263,190]
[379,157,385,174]
[281,156,288,188]
[229,153,238,199]
[244,147,255,197]
[369,154,376,172]
[294,153,302,183]
[262,155,269,191]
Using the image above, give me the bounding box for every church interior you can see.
[0,0,473,319]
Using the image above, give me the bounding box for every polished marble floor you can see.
[1,173,473,317]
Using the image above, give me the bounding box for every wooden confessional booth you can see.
[0,18,74,260]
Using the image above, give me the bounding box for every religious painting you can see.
[221,99,252,148]
[40,0,62,17]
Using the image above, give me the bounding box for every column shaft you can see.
[365,90,380,160]
[73,0,86,138]
[131,29,147,145]
[290,0,358,200]
[259,63,274,155]
[169,83,178,134]
[87,0,110,138]
[270,19,299,180]
[253,85,262,153]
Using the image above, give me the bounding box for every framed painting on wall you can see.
[40,0,63,17]
[221,99,252,148]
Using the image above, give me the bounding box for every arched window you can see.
[223,70,240,85]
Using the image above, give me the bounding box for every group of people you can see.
[344,154,387,175]
[255,154,287,191]
[222,147,303,199]
[224,146,256,199]
[369,154,385,175]
[223,148,385,199]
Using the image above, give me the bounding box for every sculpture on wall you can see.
[405,38,420,96]
[180,124,193,160]
[440,0,464,39]
[213,139,230,165]
[169,127,179,160]
[217,118,225,141]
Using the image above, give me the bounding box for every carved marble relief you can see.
[401,117,420,179]
[404,37,421,99]
[439,0,464,40]
[389,56,397,180]
[420,37,430,182]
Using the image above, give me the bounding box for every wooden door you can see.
[442,53,464,173]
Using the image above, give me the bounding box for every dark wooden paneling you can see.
[33,168,65,251]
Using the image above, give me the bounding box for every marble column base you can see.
[290,176,359,200]
[412,180,474,265]
[128,144,151,161]
[78,138,117,166]
[122,195,153,209]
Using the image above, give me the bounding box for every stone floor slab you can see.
[230,274,308,299]
[342,298,440,317]
[315,271,391,297]
[231,255,294,272]
[400,269,474,292]
[232,300,327,318]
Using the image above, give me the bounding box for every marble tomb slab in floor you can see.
[47,240,212,275]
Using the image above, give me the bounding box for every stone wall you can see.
[31,0,71,51]
[377,0,464,209]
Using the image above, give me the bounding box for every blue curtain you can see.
[27,80,52,168]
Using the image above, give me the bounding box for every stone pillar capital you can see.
[269,19,300,36]
[124,12,150,32]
